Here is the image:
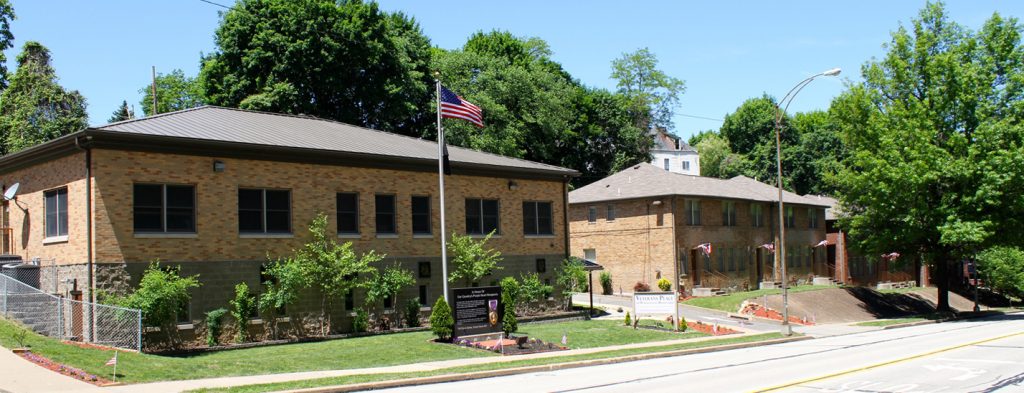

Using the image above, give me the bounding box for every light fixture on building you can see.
[213,160,225,173]
[507,180,519,191]
[651,200,662,206]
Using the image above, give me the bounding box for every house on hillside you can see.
[649,129,700,176]
[0,106,577,333]
[568,164,827,294]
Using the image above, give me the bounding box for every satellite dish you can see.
[3,183,19,201]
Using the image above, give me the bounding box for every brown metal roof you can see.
[93,106,577,178]
[569,163,830,206]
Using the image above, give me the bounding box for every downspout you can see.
[74,136,93,304]
[562,176,570,260]
[670,196,680,330]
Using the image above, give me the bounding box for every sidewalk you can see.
[0,346,97,393]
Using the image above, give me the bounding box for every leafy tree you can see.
[0,42,87,155]
[610,47,686,131]
[599,271,613,295]
[404,298,422,328]
[517,272,549,315]
[258,254,305,339]
[108,100,133,123]
[976,246,1024,298]
[200,0,433,135]
[138,69,203,116]
[719,95,779,155]
[833,2,1024,311]
[499,276,519,335]
[695,133,747,178]
[564,87,651,186]
[110,262,199,348]
[429,297,454,342]
[447,231,503,287]
[229,282,257,343]
[365,262,415,325]
[556,258,588,310]
[0,0,15,90]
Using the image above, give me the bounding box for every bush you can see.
[657,278,672,292]
[204,308,228,347]
[109,262,200,348]
[556,258,588,310]
[405,298,422,328]
[500,277,519,336]
[634,281,651,292]
[679,314,688,332]
[977,246,1024,298]
[624,311,631,326]
[519,273,544,314]
[429,297,454,342]
[352,308,369,333]
[600,272,613,295]
[229,282,257,343]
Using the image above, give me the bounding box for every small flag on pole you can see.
[881,252,900,261]
[561,332,567,346]
[814,240,828,248]
[105,352,117,366]
[439,86,484,128]
[760,243,775,252]
[696,243,713,256]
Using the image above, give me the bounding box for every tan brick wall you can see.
[0,152,89,265]
[570,196,826,293]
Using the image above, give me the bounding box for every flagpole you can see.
[436,78,450,303]
[112,351,118,383]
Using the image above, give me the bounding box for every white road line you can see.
[935,357,1024,365]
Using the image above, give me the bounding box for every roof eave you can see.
[0,131,87,175]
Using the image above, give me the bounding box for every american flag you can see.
[440,86,484,128]
[814,240,828,247]
[105,352,117,366]
[696,243,713,256]
[760,243,775,252]
[881,252,900,261]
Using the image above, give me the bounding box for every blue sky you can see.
[5,1,1022,140]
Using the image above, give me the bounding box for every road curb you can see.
[880,310,1012,330]
[285,335,813,393]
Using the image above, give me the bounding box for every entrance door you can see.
[690,249,701,287]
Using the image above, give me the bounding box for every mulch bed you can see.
[686,321,740,335]
[454,336,568,355]
[741,303,815,325]
[16,350,113,385]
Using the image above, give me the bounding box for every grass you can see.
[0,317,704,384]
[191,332,787,393]
[682,285,832,312]
[877,286,923,294]
[854,317,929,327]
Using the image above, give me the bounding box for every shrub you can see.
[624,311,631,326]
[109,262,200,348]
[556,258,588,310]
[600,272,613,295]
[518,273,544,315]
[405,298,422,328]
[204,308,228,347]
[366,263,415,324]
[229,282,257,343]
[429,297,454,342]
[352,308,369,333]
[657,278,672,292]
[634,281,651,292]
[679,314,688,332]
[500,277,519,336]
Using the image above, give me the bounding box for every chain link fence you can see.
[1,273,141,351]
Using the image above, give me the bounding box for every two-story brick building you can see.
[0,106,577,331]
[569,164,828,294]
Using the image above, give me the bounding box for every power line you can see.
[198,0,231,9]
[678,113,724,122]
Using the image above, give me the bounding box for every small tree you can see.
[229,282,257,343]
[518,272,545,315]
[556,258,588,310]
[258,255,305,339]
[448,231,503,287]
[429,297,454,342]
[404,299,422,328]
[624,311,631,326]
[500,276,519,336]
[365,263,415,328]
[111,262,200,348]
[204,308,228,347]
[600,271,613,295]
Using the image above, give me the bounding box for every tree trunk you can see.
[935,254,951,312]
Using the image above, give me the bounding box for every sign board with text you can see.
[453,286,502,338]
[633,292,677,316]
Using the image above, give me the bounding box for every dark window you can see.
[133,184,196,233]
[785,206,795,228]
[259,264,285,315]
[465,198,499,234]
[412,196,431,234]
[536,258,546,273]
[722,201,736,226]
[337,193,359,234]
[751,203,764,228]
[418,261,431,278]
[606,204,616,221]
[375,194,396,234]
[345,290,354,310]
[523,201,553,235]
[418,285,427,306]
[686,200,701,226]
[238,189,291,233]
[44,187,68,238]
[384,296,393,309]
[588,206,597,223]
[177,300,191,324]
[808,208,819,229]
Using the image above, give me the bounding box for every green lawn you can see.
[854,317,929,327]
[518,320,705,349]
[877,286,922,294]
[192,333,787,393]
[682,285,832,312]
[0,317,703,384]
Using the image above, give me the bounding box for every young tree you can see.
[447,231,503,287]
[229,282,257,342]
[0,41,87,155]
[108,100,133,123]
[258,254,305,339]
[138,69,203,116]
[110,262,200,348]
[610,47,686,131]
[200,0,433,135]
[555,258,588,311]
[364,262,415,327]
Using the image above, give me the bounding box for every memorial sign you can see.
[453,286,502,337]
[633,292,677,316]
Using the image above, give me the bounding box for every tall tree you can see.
[718,95,779,156]
[610,48,686,131]
[0,42,87,155]
[138,69,203,116]
[695,132,747,179]
[108,100,133,123]
[833,2,1024,310]
[199,0,433,135]
[0,0,14,90]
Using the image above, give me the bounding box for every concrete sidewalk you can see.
[0,346,97,393]
[50,332,763,393]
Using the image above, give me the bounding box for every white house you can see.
[649,129,700,175]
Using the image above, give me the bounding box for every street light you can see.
[774,67,841,336]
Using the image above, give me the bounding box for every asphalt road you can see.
[370,313,1024,393]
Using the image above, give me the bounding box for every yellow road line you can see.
[751,331,1024,392]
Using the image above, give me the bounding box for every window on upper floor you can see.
[412,195,431,235]
[686,199,701,226]
[336,193,359,235]
[466,198,499,235]
[606,204,616,221]
[522,201,553,236]
[722,201,737,226]
[375,194,396,234]
[682,161,690,171]
[808,208,819,229]
[587,206,597,223]
[239,188,291,234]
[44,187,69,239]
[664,158,670,170]
[134,184,196,234]
[785,206,795,228]
[750,203,764,228]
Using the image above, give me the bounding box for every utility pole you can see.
[151,66,158,115]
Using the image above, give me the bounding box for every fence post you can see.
[137,310,142,352]
[57,297,63,340]
[2,276,6,317]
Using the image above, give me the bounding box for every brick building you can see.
[568,164,828,294]
[0,106,576,332]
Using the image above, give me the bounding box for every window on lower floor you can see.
[134,184,196,233]
[536,258,546,273]
[239,188,291,234]
[419,285,428,306]
[44,187,68,239]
